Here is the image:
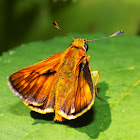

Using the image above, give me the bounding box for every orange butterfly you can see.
[8,21,123,122]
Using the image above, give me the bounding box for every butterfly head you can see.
[71,38,88,52]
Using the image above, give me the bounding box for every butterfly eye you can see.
[84,42,88,52]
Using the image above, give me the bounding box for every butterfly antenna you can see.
[87,31,124,42]
[52,21,74,40]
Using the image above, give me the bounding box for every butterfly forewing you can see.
[74,64,95,117]
[9,53,62,107]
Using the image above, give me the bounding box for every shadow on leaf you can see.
[30,111,54,125]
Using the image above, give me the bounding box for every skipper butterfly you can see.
[8,21,123,122]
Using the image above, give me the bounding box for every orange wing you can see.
[8,53,62,113]
[56,59,95,120]
[73,63,95,118]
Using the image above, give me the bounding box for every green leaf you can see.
[0,34,139,140]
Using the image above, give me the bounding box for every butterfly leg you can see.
[91,71,104,101]
[86,55,104,100]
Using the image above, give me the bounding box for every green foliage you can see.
[0,34,139,139]
[0,0,140,53]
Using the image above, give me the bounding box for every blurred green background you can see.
[0,0,140,55]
